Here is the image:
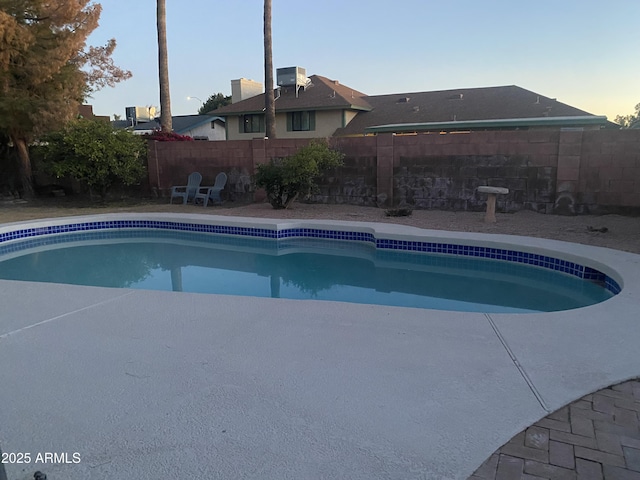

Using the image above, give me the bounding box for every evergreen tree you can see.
[0,0,131,197]
[198,93,231,115]
[615,103,640,128]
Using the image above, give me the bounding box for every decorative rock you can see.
[477,186,509,223]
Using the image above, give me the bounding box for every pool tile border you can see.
[0,218,621,295]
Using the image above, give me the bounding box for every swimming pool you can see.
[0,213,622,313]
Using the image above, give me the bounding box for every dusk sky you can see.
[86,0,640,122]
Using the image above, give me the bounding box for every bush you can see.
[146,130,194,141]
[255,140,344,209]
[43,119,147,200]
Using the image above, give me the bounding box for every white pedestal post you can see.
[477,186,509,223]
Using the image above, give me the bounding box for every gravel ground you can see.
[1,198,639,254]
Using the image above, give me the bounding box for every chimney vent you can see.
[231,78,263,103]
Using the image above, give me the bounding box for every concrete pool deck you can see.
[0,214,639,479]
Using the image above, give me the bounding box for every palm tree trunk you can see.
[264,0,276,138]
[157,0,172,132]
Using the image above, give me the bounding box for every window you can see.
[287,111,315,132]
[240,114,264,133]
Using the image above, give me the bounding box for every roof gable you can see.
[210,75,372,115]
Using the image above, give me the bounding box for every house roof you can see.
[209,75,372,115]
[335,85,597,135]
[111,119,134,130]
[132,114,224,133]
[210,74,606,135]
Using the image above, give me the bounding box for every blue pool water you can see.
[0,229,613,313]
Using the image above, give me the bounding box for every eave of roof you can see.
[364,116,610,134]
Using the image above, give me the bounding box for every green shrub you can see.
[255,140,344,209]
[43,119,147,200]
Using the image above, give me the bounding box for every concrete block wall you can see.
[394,155,557,212]
[310,137,378,205]
[147,128,640,213]
[577,130,640,213]
[149,137,379,206]
[147,140,254,202]
[391,131,560,212]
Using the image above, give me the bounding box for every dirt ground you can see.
[1,198,639,254]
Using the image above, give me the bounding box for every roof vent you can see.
[397,97,410,103]
[277,66,307,88]
[448,93,463,100]
[125,106,156,125]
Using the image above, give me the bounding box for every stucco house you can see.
[132,114,226,140]
[212,72,372,140]
[210,67,611,139]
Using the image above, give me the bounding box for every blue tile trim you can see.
[0,219,621,295]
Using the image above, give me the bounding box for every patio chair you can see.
[170,172,202,205]
[195,172,228,207]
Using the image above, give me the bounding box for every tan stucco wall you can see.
[225,110,346,140]
[278,110,342,138]
[344,110,358,126]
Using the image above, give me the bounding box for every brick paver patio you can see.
[468,379,640,479]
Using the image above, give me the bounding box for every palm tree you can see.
[264,0,276,138]
[157,0,172,132]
